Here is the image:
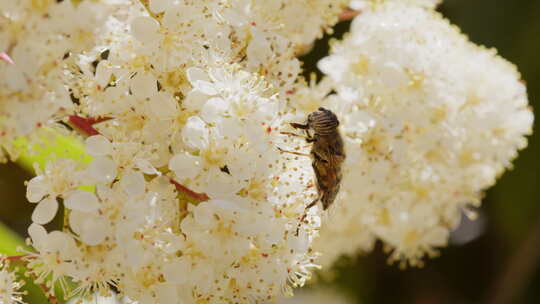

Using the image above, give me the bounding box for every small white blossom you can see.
[0,257,26,304]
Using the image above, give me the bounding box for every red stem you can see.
[170,179,209,202]
[5,254,32,261]
[39,282,59,304]
[68,115,110,136]
[0,52,14,64]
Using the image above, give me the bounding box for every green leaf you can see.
[0,221,27,255]
[14,128,92,173]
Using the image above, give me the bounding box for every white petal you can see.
[157,284,178,304]
[186,67,211,84]
[124,241,145,270]
[26,175,48,203]
[87,156,117,183]
[131,16,160,43]
[3,65,27,91]
[200,97,229,122]
[130,73,157,99]
[349,0,368,10]
[95,61,112,88]
[68,210,85,236]
[28,223,48,251]
[203,170,242,198]
[31,198,58,225]
[168,153,200,179]
[85,135,113,156]
[192,80,218,95]
[149,0,171,13]
[182,116,209,150]
[45,231,79,258]
[64,190,100,212]
[183,90,209,112]
[163,259,190,284]
[317,55,348,82]
[149,91,178,119]
[134,158,161,175]
[120,170,146,197]
[212,199,243,212]
[80,215,110,246]
[192,202,216,230]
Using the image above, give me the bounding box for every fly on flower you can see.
[279,107,346,231]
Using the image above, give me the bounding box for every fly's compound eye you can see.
[308,109,339,135]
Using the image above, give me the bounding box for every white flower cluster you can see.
[25,68,320,302]
[2,0,349,303]
[314,3,533,267]
[0,0,112,161]
[0,0,533,302]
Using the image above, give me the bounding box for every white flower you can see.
[26,159,84,230]
[0,0,112,161]
[313,2,533,267]
[26,229,82,294]
[0,257,26,304]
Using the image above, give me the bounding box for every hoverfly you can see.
[279,107,345,233]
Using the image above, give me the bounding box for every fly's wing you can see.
[311,138,345,209]
[312,154,342,210]
[312,147,342,192]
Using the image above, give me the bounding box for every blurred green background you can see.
[1,0,539,303]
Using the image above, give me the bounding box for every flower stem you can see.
[170,179,209,202]
[67,115,111,136]
[0,52,14,64]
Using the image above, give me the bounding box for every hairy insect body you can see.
[290,107,345,212]
[311,129,345,210]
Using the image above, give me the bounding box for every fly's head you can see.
[307,107,339,136]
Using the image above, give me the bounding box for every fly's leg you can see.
[290,122,309,130]
[290,122,315,143]
[277,125,314,155]
[280,131,313,142]
[295,195,320,236]
[277,147,311,157]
